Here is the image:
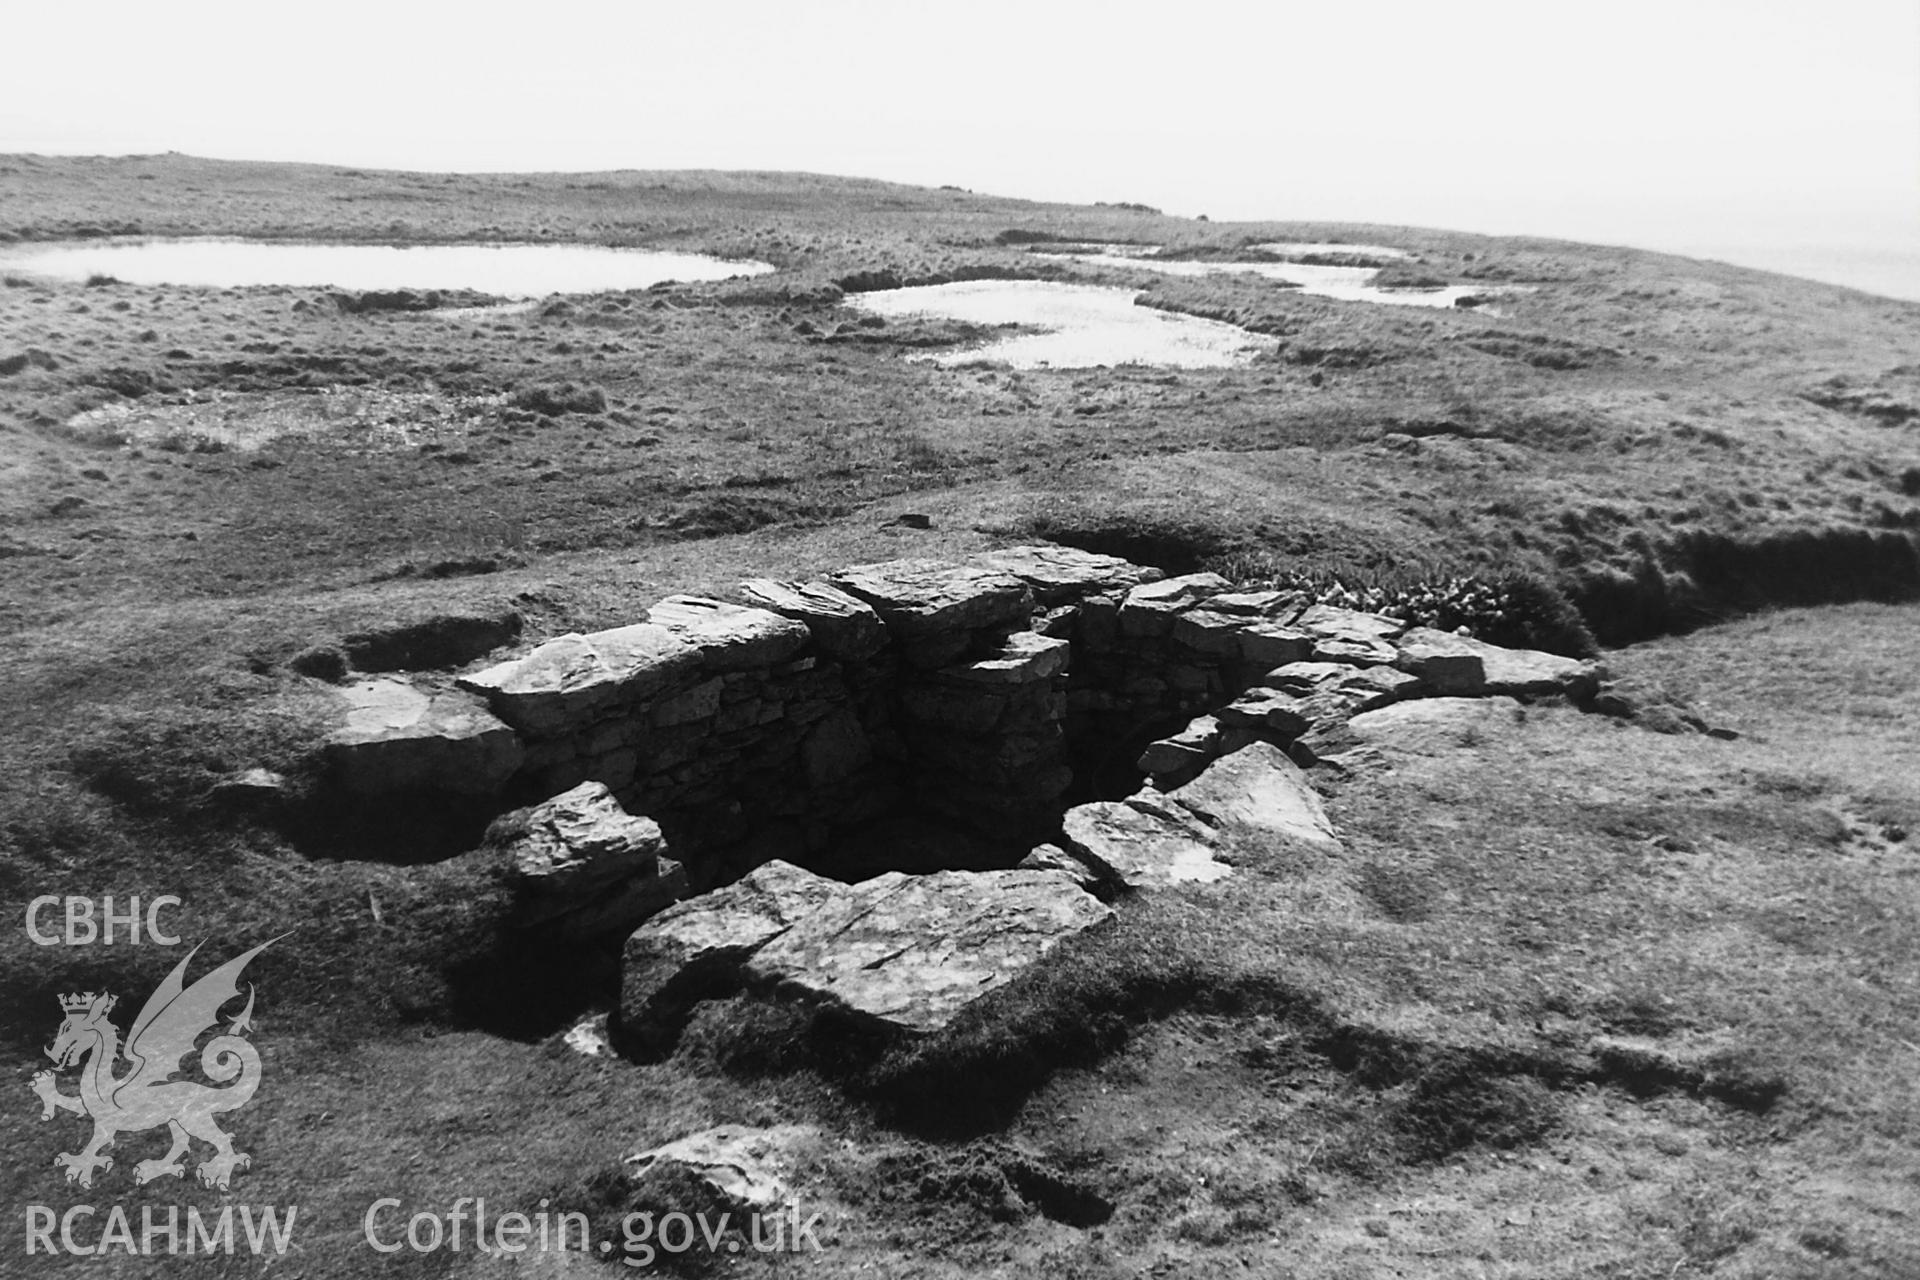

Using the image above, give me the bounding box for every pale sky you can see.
[4,0,1916,290]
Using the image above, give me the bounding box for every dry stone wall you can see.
[327,544,1598,893]
[322,543,1604,1050]
[326,546,1166,884]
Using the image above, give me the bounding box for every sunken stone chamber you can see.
[325,544,1601,891]
[322,544,1602,1045]
[432,548,1163,886]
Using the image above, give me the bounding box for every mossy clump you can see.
[1210,554,1600,658]
[1392,1066,1563,1160]
[510,380,608,417]
[289,644,350,681]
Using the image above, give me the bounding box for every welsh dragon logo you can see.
[31,938,276,1190]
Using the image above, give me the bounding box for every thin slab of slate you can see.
[326,680,523,794]
[1060,800,1232,890]
[743,869,1113,1034]
[458,623,700,736]
[739,579,887,660]
[1345,696,1526,755]
[975,545,1163,604]
[1394,627,1600,698]
[1169,741,1341,854]
[619,860,842,1053]
[646,595,812,670]
[826,559,1031,637]
[488,781,686,940]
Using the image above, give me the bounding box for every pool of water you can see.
[62,386,499,453]
[0,239,773,296]
[844,280,1274,369]
[1036,244,1513,309]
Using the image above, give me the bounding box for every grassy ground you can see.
[3,155,1917,624]
[2,156,1918,1275]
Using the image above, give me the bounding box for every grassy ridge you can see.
[3,154,1916,638]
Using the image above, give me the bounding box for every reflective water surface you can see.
[0,239,773,296]
[844,280,1275,369]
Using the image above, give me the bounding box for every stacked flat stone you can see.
[320,547,1158,878]
[448,595,874,884]
[324,545,1597,898]
[1067,573,1318,785]
[485,780,687,942]
[1129,601,1600,784]
[323,678,523,795]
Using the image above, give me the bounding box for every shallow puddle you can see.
[843,280,1274,369]
[63,386,502,452]
[1038,244,1513,309]
[431,299,542,321]
[0,239,773,296]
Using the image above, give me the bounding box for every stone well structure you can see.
[324,545,1600,1045]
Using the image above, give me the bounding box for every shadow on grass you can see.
[670,898,1787,1148]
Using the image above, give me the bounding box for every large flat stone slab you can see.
[739,579,887,660]
[976,545,1162,604]
[335,676,431,731]
[459,623,701,736]
[744,869,1113,1034]
[646,596,811,670]
[1215,687,1314,736]
[1229,678,1395,759]
[1119,572,1233,637]
[488,781,685,939]
[1295,606,1402,664]
[624,1125,823,1212]
[1236,620,1316,668]
[1262,661,1423,711]
[498,780,663,878]
[1310,634,1400,666]
[326,680,524,795]
[1346,696,1525,755]
[1169,607,1249,656]
[827,559,1031,637]
[1389,628,1489,694]
[1061,800,1231,890]
[1204,589,1303,617]
[1169,741,1341,853]
[1136,714,1254,784]
[1294,604,1408,643]
[1394,628,1600,698]
[619,860,842,1053]
[1018,843,1105,892]
[942,631,1071,684]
